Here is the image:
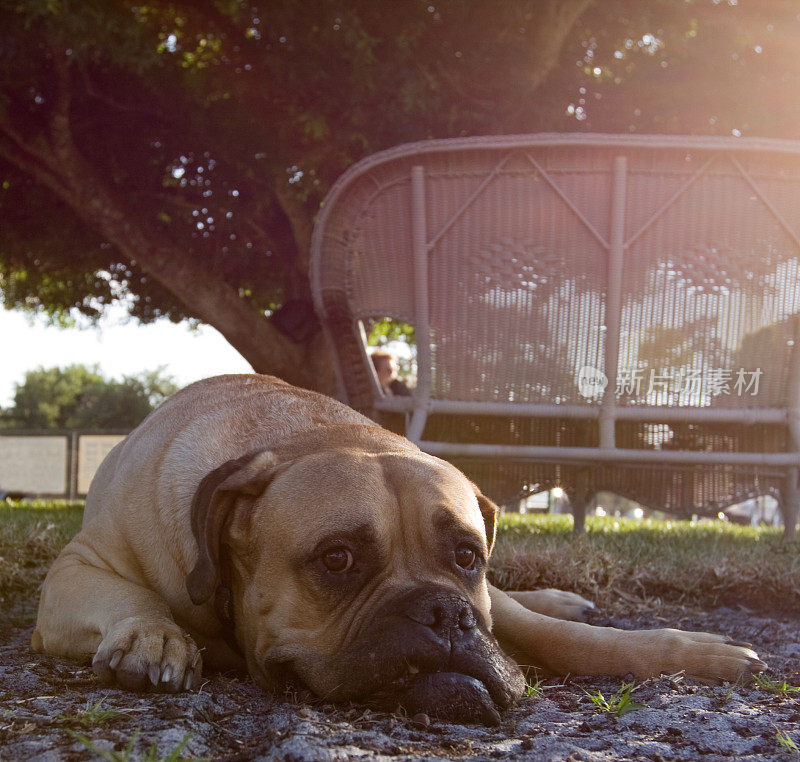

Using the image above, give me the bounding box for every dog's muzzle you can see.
[287,585,526,724]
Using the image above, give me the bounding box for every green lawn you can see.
[0,501,84,626]
[491,513,800,615]
[2,502,799,630]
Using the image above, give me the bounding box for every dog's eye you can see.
[454,545,477,571]
[322,547,353,573]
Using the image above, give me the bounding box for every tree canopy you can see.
[1,1,798,393]
[0,365,178,430]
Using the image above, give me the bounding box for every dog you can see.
[31,375,765,723]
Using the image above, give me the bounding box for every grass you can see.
[753,674,800,696]
[59,699,119,727]
[776,727,800,754]
[2,502,800,630]
[582,681,645,716]
[0,500,84,626]
[523,677,544,699]
[491,513,800,615]
[67,729,196,762]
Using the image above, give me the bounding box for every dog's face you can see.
[186,437,524,723]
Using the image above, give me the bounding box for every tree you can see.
[1,365,178,430]
[1,1,798,393]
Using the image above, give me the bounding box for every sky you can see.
[0,306,253,406]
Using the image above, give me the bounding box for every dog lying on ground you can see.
[32,375,765,723]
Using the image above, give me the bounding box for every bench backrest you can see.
[310,134,800,516]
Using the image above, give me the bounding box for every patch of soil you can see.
[2,603,799,761]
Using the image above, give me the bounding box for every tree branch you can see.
[78,62,176,120]
[47,48,75,159]
[527,0,595,92]
[0,126,74,199]
[272,176,314,275]
[240,215,287,258]
[432,0,594,114]
[143,190,205,215]
[0,104,50,162]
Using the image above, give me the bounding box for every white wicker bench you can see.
[310,134,800,537]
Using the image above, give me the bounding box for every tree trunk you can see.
[0,61,338,396]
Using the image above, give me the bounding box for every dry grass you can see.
[490,514,800,615]
[0,501,83,627]
[3,503,799,630]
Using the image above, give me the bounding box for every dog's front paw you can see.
[641,629,766,683]
[92,617,202,692]
[508,589,596,622]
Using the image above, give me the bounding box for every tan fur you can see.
[33,374,764,697]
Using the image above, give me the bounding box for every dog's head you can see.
[185,427,524,723]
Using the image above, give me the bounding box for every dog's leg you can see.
[31,542,202,693]
[489,585,765,682]
[506,589,595,621]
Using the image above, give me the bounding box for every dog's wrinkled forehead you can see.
[379,451,486,535]
[266,448,486,543]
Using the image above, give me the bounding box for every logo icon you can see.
[577,366,608,399]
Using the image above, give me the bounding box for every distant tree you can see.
[0,365,178,429]
[1,1,798,393]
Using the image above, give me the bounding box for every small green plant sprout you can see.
[583,681,645,717]
[775,727,799,754]
[754,674,800,696]
[524,678,544,699]
[67,729,195,762]
[66,699,119,726]
[718,684,736,706]
[696,683,737,704]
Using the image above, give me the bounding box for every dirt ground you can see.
[2,601,800,762]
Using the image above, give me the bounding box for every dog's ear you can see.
[472,484,499,555]
[186,450,277,605]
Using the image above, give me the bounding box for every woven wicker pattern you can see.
[310,134,800,530]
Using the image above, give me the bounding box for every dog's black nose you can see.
[403,589,477,639]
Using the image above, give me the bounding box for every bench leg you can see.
[780,469,799,540]
[569,487,590,535]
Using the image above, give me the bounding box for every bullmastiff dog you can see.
[32,375,765,723]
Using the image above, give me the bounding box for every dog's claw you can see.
[91,618,201,694]
[184,672,193,691]
[748,657,767,672]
